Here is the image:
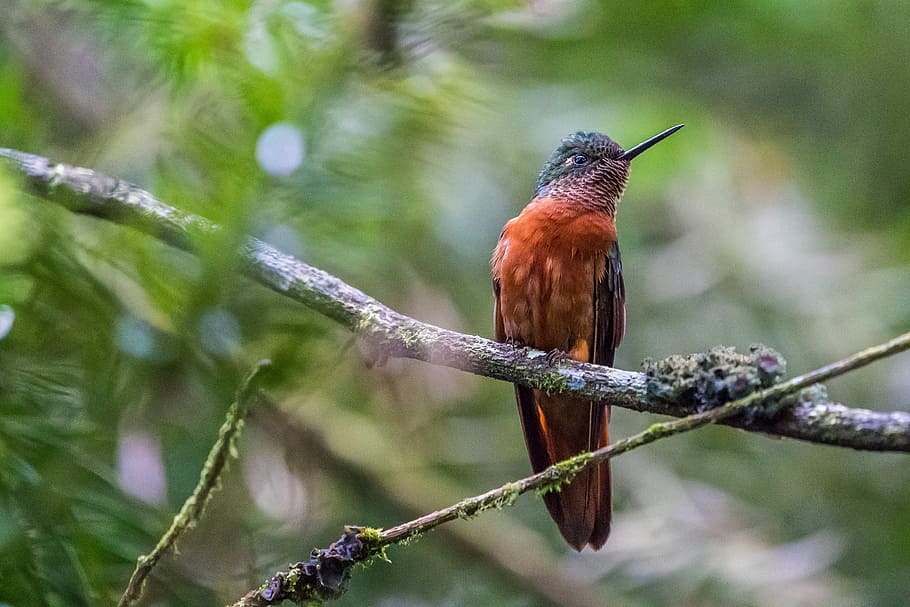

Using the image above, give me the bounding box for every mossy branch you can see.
[231,331,910,605]
[116,360,271,607]
[3,147,910,452]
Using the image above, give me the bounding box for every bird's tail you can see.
[515,385,611,550]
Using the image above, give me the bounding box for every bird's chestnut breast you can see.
[492,197,616,352]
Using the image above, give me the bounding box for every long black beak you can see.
[617,124,684,161]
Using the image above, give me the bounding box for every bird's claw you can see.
[546,348,569,366]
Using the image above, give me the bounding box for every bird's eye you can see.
[571,153,589,166]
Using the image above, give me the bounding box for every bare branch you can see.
[116,361,271,607]
[3,147,910,451]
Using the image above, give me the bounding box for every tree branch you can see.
[231,330,910,605]
[3,147,910,451]
[116,361,271,607]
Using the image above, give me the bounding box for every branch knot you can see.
[254,528,371,604]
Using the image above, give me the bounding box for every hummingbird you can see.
[491,124,683,550]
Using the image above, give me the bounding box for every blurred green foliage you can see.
[1,1,910,606]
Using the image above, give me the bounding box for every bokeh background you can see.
[2,1,910,606]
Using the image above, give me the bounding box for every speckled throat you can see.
[535,160,630,216]
[533,131,631,216]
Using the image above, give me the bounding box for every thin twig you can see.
[117,360,271,607]
[3,148,910,451]
[231,332,910,605]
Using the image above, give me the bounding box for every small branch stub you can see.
[236,528,381,606]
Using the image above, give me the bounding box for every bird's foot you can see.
[545,348,569,366]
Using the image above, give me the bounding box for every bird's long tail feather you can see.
[516,385,611,550]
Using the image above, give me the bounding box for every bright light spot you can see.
[283,2,329,40]
[256,123,304,177]
[0,305,13,340]
[117,430,167,505]
[243,16,279,74]
[243,428,308,522]
[199,308,240,356]
[116,315,155,359]
[262,223,305,258]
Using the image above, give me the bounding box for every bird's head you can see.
[534,125,684,213]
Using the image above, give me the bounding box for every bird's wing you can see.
[594,240,626,366]
[493,276,505,343]
[582,239,625,548]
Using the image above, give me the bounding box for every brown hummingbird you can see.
[491,124,683,550]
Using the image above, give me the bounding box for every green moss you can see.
[641,421,669,439]
[253,578,270,596]
[357,526,383,544]
[355,527,391,564]
[491,482,521,509]
[532,370,570,395]
[355,303,383,333]
[535,451,594,495]
[398,326,433,348]
[394,531,423,547]
[285,568,301,588]
[554,451,594,476]
[454,498,481,520]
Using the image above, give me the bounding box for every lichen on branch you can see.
[643,344,788,419]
